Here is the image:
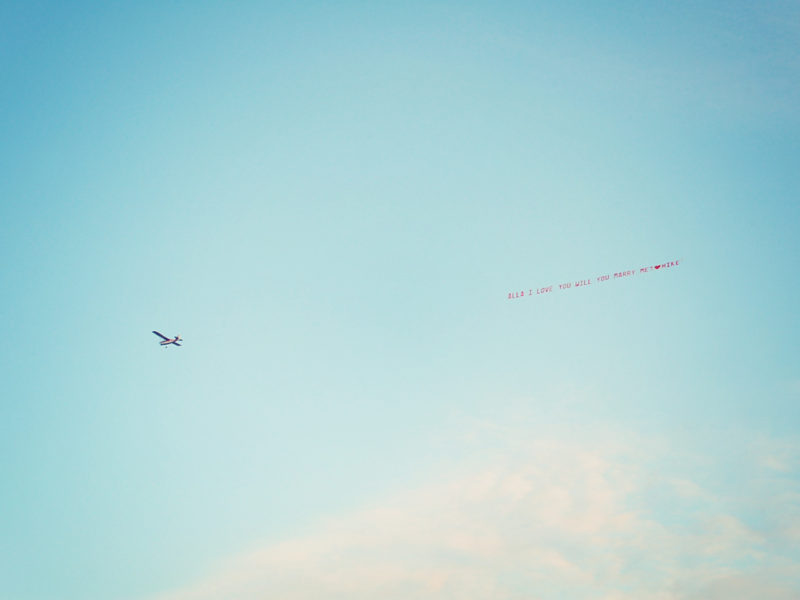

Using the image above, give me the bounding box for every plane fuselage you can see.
[153,331,182,346]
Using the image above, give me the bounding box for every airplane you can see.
[153,331,182,347]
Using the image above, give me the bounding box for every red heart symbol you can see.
[654,265,661,269]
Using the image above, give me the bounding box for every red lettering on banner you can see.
[507,259,680,302]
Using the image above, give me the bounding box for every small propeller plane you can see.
[153,331,182,347]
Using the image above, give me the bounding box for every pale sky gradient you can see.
[1,2,799,599]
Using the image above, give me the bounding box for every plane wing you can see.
[152,331,169,341]
[172,342,182,347]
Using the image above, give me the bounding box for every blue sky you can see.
[1,2,799,599]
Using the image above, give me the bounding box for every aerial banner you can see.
[508,259,681,300]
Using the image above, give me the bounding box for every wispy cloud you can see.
[147,418,800,600]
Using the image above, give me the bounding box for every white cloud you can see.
[146,420,800,600]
